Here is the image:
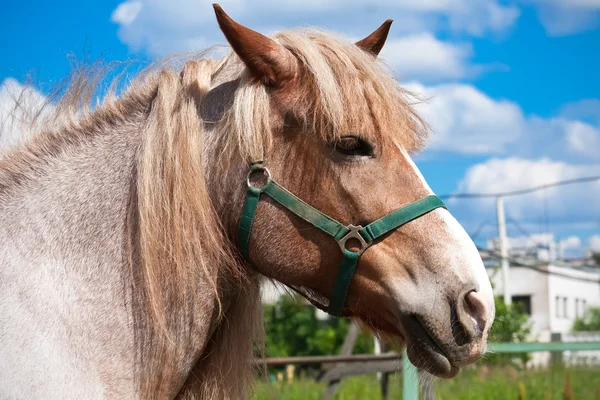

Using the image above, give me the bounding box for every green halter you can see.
[238,162,446,317]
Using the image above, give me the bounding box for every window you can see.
[512,295,532,316]
[575,299,580,318]
[555,296,561,318]
[563,297,568,318]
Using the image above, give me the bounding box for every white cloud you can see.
[442,0,520,36]
[381,34,475,81]
[501,233,554,249]
[111,1,143,26]
[589,235,600,252]
[487,232,588,258]
[520,117,600,162]
[536,0,600,10]
[407,82,526,154]
[0,79,50,152]
[111,0,519,58]
[559,235,582,250]
[450,157,600,226]
[527,0,600,35]
[558,235,587,258]
[490,233,580,251]
[560,99,600,126]
[565,121,600,159]
[406,82,600,162]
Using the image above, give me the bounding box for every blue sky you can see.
[2,0,600,255]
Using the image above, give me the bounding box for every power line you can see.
[439,175,600,283]
[478,246,600,284]
[440,175,600,200]
[468,220,491,240]
[507,217,532,238]
[434,174,600,281]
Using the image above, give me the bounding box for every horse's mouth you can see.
[400,316,460,378]
[289,285,483,378]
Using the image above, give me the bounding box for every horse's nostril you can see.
[463,290,488,336]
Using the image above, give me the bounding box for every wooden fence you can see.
[257,341,600,400]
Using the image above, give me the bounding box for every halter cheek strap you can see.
[238,163,446,317]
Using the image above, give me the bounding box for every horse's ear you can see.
[213,4,295,87]
[355,20,393,56]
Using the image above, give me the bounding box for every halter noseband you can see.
[238,162,446,317]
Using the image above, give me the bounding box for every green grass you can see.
[435,365,600,400]
[252,374,401,400]
[251,366,600,400]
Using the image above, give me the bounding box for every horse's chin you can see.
[401,314,490,378]
[359,314,465,379]
[402,327,460,379]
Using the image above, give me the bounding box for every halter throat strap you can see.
[238,163,446,317]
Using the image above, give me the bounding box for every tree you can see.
[592,252,600,267]
[263,293,373,358]
[573,307,600,331]
[489,296,531,343]
[485,296,532,366]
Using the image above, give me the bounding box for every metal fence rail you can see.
[488,341,600,352]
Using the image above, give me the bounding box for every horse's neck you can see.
[0,122,140,397]
[0,120,218,397]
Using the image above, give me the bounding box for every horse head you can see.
[211,5,495,377]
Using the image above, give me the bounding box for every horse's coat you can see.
[0,6,494,399]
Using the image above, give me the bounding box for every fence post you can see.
[551,332,562,365]
[381,369,390,400]
[403,351,419,400]
[378,341,390,400]
[322,321,360,400]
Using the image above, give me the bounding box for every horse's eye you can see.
[332,136,374,157]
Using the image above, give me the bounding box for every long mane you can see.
[0,28,427,399]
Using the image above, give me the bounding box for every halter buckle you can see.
[246,165,272,190]
[337,225,371,255]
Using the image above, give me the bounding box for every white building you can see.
[484,232,600,337]
[482,244,600,365]
[484,259,600,337]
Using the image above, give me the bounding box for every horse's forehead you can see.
[280,64,383,124]
[210,35,424,149]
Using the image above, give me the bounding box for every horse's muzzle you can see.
[399,288,494,378]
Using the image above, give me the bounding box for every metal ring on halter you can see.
[246,165,272,190]
[337,224,371,255]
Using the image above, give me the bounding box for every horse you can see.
[0,4,495,399]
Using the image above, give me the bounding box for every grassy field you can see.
[251,365,600,399]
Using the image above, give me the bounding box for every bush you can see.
[263,293,373,358]
[485,296,532,366]
[573,307,600,331]
[592,252,600,267]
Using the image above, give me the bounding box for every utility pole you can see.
[496,197,511,305]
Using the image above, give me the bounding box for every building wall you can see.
[487,266,551,334]
[487,264,600,336]
[487,264,600,366]
[547,265,600,334]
